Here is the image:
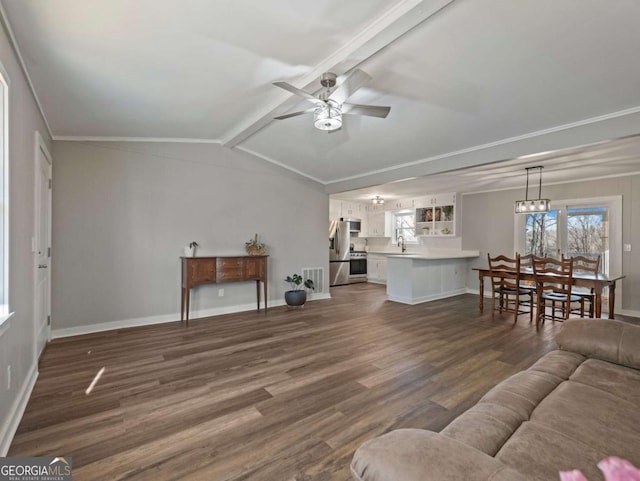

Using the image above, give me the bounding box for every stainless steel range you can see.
[349,251,367,283]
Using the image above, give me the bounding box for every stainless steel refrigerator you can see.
[329,220,350,286]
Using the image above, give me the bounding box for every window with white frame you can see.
[394,211,417,243]
[0,68,8,320]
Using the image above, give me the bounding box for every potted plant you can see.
[442,205,454,221]
[284,274,315,306]
[185,241,199,257]
[245,233,267,256]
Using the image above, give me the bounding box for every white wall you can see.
[461,174,640,314]
[0,21,53,453]
[51,141,329,334]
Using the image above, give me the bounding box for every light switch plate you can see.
[624,243,631,252]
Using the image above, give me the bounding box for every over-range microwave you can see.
[342,218,361,233]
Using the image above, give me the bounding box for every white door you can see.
[34,136,52,358]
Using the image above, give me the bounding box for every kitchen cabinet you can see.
[329,199,341,220]
[329,199,366,220]
[415,193,456,237]
[387,198,417,210]
[386,253,476,305]
[366,207,388,237]
[367,255,387,284]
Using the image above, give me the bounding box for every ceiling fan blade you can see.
[273,81,324,105]
[328,69,372,105]
[273,108,316,120]
[341,103,390,118]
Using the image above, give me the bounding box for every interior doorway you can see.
[34,132,52,358]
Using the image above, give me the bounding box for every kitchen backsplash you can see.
[361,235,462,252]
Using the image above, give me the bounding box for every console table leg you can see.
[264,280,268,313]
[256,280,260,312]
[180,287,185,321]
[478,273,484,313]
[185,288,190,326]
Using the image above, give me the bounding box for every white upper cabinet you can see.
[415,193,457,237]
[330,200,367,220]
[367,208,388,237]
[329,199,341,220]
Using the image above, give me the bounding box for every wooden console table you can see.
[181,255,268,325]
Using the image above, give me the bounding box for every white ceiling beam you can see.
[220,0,454,148]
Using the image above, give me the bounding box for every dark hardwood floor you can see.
[12,284,570,480]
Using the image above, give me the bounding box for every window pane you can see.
[566,207,608,274]
[395,213,416,242]
[0,79,5,309]
[525,211,558,257]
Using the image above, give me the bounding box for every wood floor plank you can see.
[11,285,580,480]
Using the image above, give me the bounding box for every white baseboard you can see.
[387,288,467,305]
[0,364,38,456]
[466,288,492,298]
[52,293,332,339]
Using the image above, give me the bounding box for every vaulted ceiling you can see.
[2,0,640,191]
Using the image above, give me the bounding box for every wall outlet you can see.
[7,365,11,390]
[624,243,632,252]
[218,288,224,297]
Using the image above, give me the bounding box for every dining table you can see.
[473,267,625,319]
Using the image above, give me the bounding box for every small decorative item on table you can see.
[184,241,199,257]
[245,233,267,256]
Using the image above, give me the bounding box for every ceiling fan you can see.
[272,69,391,132]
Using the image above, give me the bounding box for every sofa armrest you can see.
[351,429,526,481]
[556,318,640,369]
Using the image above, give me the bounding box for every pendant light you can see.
[515,166,550,214]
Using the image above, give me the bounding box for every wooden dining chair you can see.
[532,257,582,328]
[563,254,601,318]
[517,253,537,292]
[487,254,533,323]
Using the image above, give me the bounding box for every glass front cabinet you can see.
[415,193,456,236]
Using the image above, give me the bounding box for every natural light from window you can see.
[0,68,8,321]
[394,211,417,243]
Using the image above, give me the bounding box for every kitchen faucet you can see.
[397,235,406,253]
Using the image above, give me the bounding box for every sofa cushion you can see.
[351,429,527,481]
[441,370,564,455]
[527,350,585,379]
[569,358,640,404]
[529,381,640,464]
[474,370,563,419]
[496,421,607,481]
[556,318,640,369]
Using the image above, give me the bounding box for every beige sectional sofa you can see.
[351,318,640,481]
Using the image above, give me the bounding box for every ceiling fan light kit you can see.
[515,166,551,214]
[314,105,342,131]
[273,68,390,132]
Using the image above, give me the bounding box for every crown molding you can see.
[52,135,222,144]
[234,145,327,185]
[325,105,640,187]
[0,2,53,139]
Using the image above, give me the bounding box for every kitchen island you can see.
[386,251,479,305]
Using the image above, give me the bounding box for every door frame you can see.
[33,131,52,359]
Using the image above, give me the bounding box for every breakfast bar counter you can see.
[386,251,479,305]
